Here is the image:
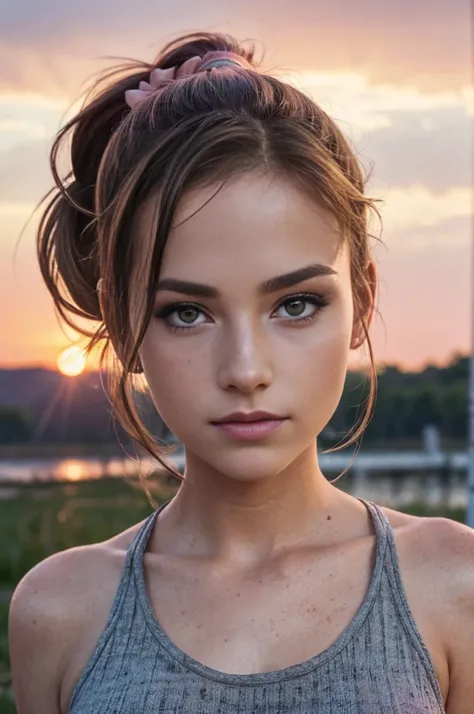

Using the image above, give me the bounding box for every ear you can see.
[351,261,377,350]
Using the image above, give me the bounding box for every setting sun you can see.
[56,346,87,376]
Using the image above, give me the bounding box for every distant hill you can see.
[0,368,82,414]
[0,368,165,444]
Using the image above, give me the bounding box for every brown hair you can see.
[35,31,381,503]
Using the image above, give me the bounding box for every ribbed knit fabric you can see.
[68,498,445,713]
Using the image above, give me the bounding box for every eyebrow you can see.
[155,263,337,298]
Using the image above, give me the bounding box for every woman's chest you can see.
[144,543,374,674]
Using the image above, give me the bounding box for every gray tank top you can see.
[68,498,445,713]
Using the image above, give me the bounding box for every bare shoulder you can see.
[379,505,474,712]
[9,517,146,714]
[380,504,474,582]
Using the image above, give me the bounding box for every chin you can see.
[193,444,299,483]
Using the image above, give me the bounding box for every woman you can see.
[8,31,474,714]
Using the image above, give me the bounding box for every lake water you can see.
[0,454,165,484]
[0,451,468,509]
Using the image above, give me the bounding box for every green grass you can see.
[0,476,174,589]
[0,476,467,711]
[0,601,14,714]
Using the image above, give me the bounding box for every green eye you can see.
[177,307,200,324]
[272,293,330,324]
[284,299,306,317]
[154,302,208,332]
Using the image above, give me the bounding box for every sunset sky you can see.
[0,0,472,372]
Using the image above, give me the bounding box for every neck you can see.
[155,442,356,564]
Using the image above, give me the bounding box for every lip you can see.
[211,410,285,424]
[210,412,289,441]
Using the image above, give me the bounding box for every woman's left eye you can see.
[274,294,329,322]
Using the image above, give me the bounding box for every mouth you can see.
[210,413,289,440]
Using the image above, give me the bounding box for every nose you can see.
[216,319,273,394]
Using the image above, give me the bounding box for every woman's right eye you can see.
[154,303,208,332]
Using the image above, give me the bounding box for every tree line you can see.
[323,354,467,447]
[0,355,468,446]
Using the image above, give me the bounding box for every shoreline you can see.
[0,442,132,460]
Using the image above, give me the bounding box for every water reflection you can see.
[61,461,85,482]
[0,453,468,509]
[341,470,467,509]
[0,454,175,484]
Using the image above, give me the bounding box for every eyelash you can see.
[154,292,330,334]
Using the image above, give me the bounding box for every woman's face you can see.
[140,172,358,482]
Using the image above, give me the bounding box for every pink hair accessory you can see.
[124,50,253,110]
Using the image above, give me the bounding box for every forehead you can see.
[143,172,349,284]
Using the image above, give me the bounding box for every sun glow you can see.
[56,346,87,376]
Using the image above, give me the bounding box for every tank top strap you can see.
[358,498,445,709]
[357,497,390,569]
[359,498,413,602]
[128,498,171,569]
[359,499,415,602]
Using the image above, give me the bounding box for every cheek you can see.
[293,313,352,425]
[140,334,207,426]
[308,320,352,379]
